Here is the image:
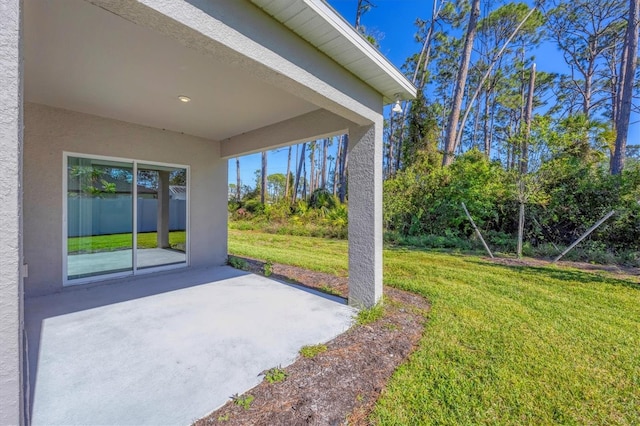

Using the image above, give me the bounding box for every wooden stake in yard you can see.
[553,210,616,263]
[461,202,494,258]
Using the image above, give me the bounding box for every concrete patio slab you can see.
[25,267,356,425]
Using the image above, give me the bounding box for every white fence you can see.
[67,198,186,237]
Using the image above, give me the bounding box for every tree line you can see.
[229,0,639,264]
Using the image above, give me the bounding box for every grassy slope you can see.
[229,229,640,425]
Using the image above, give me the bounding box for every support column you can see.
[157,171,170,248]
[0,0,25,424]
[347,120,383,308]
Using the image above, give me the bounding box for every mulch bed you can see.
[194,257,430,426]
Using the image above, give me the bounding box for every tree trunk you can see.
[321,139,328,189]
[284,146,292,201]
[521,63,536,176]
[483,87,491,157]
[453,6,538,153]
[583,60,594,116]
[293,143,306,203]
[333,140,341,196]
[235,157,241,201]
[612,0,639,175]
[387,116,395,178]
[472,94,481,149]
[442,0,481,166]
[614,38,627,125]
[309,142,316,193]
[418,0,441,89]
[302,159,307,199]
[338,134,349,203]
[355,0,374,31]
[260,151,267,204]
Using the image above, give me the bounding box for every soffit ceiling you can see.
[23,0,319,141]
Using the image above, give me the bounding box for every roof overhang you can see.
[250,0,417,104]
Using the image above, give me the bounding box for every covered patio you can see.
[0,0,415,424]
[26,267,355,425]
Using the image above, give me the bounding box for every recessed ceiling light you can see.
[178,95,191,103]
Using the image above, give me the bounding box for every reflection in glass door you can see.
[136,165,187,270]
[66,157,134,280]
[65,155,188,284]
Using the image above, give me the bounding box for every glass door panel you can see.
[66,157,134,280]
[136,164,187,270]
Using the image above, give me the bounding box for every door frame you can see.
[62,151,190,286]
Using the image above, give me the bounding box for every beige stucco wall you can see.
[0,0,24,423]
[23,102,228,296]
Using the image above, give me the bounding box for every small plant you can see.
[300,344,327,358]
[383,323,399,331]
[228,256,248,270]
[231,393,254,410]
[217,413,230,422]
[263,260,273,277]
[262,366,288,383]
[356,302,385,325]
[319,284,341,296]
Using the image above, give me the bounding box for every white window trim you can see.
[62,151,190,286]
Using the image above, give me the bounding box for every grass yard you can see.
[68,231,186,253]
[229,229,640,425]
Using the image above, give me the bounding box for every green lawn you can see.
[68,231,186,253]
[229,229,640,425]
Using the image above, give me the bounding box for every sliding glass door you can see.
[65,154,188,284]
[66,156,134,280]
[136,164,187,270]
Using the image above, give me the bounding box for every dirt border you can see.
[194,257,430,426]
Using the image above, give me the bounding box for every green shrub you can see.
[309,188,338,211]
[243,199,264,214]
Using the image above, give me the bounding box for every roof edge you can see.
[251,0,417,104]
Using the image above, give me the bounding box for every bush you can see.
[243,198,265,214]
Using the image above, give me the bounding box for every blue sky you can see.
[229,0,638,187]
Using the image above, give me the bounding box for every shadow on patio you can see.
[25,266,355,425]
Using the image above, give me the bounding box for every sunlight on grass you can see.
[228,229,640,425]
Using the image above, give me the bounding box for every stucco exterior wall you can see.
[348,122,383,308]
[0,0,24,423]
[23,103,228,296]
